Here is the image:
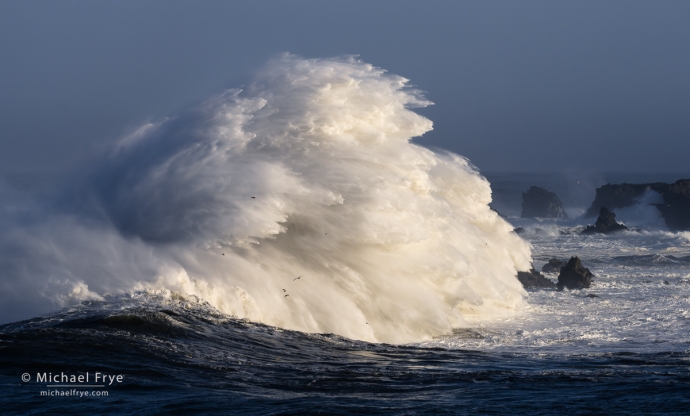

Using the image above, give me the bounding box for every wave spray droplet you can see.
[0,55,531,343]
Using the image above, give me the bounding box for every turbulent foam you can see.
[0,55,532,343]
[614,189,667,230]
[418,228,690,354]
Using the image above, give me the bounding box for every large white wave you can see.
[0,55,531,343]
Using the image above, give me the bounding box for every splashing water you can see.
[0,55,531,343]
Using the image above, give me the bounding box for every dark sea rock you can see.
[521,186,569,219]
[581,207,629,235]
[657,180,690,231]
[517,268,556,289]
[586,294,599,298]
[542,258,568,273]
[585,179,690,231]
[585,183,653,217]
[557,257,594,290]
[513,227,525,235]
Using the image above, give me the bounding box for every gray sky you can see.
[1,0,689,174]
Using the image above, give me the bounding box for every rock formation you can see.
[557,257,594,290]
[657,180,690,231]
[542,258,567,273]
[517,268,556,289]
[581,207,629,235]
[521,186,569,219]
[585,179,690,231]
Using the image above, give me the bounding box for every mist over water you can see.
[0,55,532,343]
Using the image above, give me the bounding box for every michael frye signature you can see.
[22,371,125,398]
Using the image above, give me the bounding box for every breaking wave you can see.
[0,55,531,343]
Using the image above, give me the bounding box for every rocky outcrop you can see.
[581,207,629,235]
[585,179,690,231]
[521,186,569,219]
[542,258,567,273]
[557,257,594,290]
[656,180,690,231]
[517,268,556,289]
[585,183,655,217]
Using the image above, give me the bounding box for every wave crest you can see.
[0,55,531,343]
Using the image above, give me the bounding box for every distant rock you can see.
[557,257,594,290]
[658,180,690,231]
[585,179,690,231]
[517,268,556,289]
[585,183,653,217]
[542,258,567,273]
[521,186,569,219]
[586,294,599,298]
[581,207,629,235]
[513,227,525,235]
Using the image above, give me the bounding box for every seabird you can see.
[251,197,256,199]
[293,276,301,281]
[325,233,329,236]
[284,294,289,297]
[222,253,225,256]
[282,289,286,292]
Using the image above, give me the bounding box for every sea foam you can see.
[0,55,531,342]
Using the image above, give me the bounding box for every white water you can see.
[422,211,690,354]
[0,55,532,343]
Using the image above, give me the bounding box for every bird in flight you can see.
[282,289,286,292]
[293,276,301,281]
[251,196,256,199]
[325,233,329,236]
[222,253,225,256]
[284,294,289,297]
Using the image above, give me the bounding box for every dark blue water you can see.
[2,299,689,415]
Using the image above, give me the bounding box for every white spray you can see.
[0,55,532,343]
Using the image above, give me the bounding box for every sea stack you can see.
[581,207,629,235]
[521,186,568,219]
[585,179,690,231]
[557,257,594,290]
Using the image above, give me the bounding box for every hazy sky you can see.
[1,0,689,174]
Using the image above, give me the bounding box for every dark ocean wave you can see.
[2,300,689,415]
[613,254,690,265]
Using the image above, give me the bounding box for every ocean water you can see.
[2,175,689,415]
[1,56,689,414]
